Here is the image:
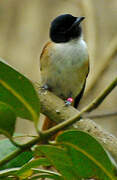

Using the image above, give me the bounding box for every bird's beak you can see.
[66,16,85,34]
[73,16,85,26]
[68,17,85,32]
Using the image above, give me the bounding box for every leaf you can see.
[0,59,40,126]
[35,131,117,180]
[31,169,64,180]
[56,130,117,180]
[0,139,17,162]
[31,174,64,180]
[0,139,33,170]
[0,102,16,136]
[0,168,19,178]
[35,145,79,180]
[17,158,51,178]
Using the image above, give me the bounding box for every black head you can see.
[50,14,85,43]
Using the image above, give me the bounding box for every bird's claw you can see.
[41,84,49,90]
[40,84,49,95]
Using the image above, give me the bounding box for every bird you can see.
[40,14,89,108]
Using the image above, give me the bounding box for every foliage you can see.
[0,59,117,180]
[0,59,40,130]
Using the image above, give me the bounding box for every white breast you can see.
[54,37,88,63]
[42,37,89,99]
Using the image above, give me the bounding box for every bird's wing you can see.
[74,80,86,108]
[74,56,90,108]
[40,41,53,71]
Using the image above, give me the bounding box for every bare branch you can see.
[84,111,117,119]
[82,77,117,112]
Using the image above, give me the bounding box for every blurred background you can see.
[0,0,117,136]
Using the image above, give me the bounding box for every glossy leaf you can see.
[0,59,40,125]
[0,168,19,178]
[0,139,33,170]
[35,145,79,180]
[31,168,63,180]
[17,158,51,178]
[0,102,16,136]
[35,131,117,180]
[56,130,117,180]
[31,174,64,180]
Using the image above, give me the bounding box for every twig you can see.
[84,111,117,119]
[82,77,117,112]
[85,36,117,96]
[0,77,117,166]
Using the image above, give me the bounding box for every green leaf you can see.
[31,168,64,180]
[17,158,51,178]
[0,102,16,136]
[35,145,78,180]
[0,59,40,125]
[0,139,33,170]
[35,131,117,180]
[0,139,17,162]
[56,130,117,180]
[31,169,64,180]
[0,168,19,178]
[31,174,64,180]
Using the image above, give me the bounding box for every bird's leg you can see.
[41,85,74,106]
[65,97,74,106]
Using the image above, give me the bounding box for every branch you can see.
[39,77,117,160]
[0,77,117,166]
[84,111,117,119]
[41,77,117,134]
[82,77,117,112]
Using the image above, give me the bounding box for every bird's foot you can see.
[65,97,74,106]
[41,84,49,90]
[40,84,49,94]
